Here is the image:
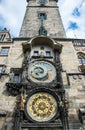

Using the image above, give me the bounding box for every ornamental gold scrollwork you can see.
[20,93,27,110]
[26,92,57,122]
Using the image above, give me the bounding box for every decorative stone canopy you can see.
[22,36,62,53]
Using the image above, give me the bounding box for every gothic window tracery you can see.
[78,53,85,65]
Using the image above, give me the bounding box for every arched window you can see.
[78,53,85,65]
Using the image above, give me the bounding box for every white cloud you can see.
[58,0,85,39]
[0,0,26,37]
[0,0,85,39]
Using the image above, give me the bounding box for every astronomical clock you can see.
[27,60,56,84]
[19,37,64,129]
[25,88,60,123]
[22,56,61,124]
[9,36,66,130]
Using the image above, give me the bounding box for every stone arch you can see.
[30,36,62,53]
[77,52,85,66]
[30,36,54,48]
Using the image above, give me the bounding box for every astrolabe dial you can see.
[26,92,57,122]
[28,61,56,83]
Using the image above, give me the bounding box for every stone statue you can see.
[39,20,47,35]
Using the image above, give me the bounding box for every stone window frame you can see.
[73,40,85,46]
[0,47,9,56]
[10,68,21,83]
[78,53,85,66]
[46,51,51,57]
[33,51,39,56]
[38,12,47,20]
[13,74,20,83]
[78,108,85,124]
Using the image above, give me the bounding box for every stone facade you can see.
[19,0,66,38]
[0,0,85,130]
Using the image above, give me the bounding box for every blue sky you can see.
[59,0,85,38]
[0,0,85,38]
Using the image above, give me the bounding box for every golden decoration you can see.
[26,92,57,122]
[20,93,27,110]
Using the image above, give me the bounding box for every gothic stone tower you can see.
[18,0,67,129]
[19,0,66,38]
[0,0,85,130]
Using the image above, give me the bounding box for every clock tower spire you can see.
[19,0,66,38]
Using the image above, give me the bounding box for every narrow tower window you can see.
[38,13,47,20]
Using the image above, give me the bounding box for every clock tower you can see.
[19,0,66,38]
[9,0,68,130]
[0,0,85,129]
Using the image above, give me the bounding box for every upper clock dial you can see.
[26,92,57,122]
[37,0,48,5]
[28,61,56,83]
